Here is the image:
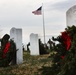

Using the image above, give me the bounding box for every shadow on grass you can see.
[38,63,60,75]
[38,66,52,75]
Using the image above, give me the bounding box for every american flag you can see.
[32,6,42,15]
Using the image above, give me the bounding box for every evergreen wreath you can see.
[0,34,16,67]
[40,25,76,75]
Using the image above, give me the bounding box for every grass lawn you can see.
[0,51,52,75]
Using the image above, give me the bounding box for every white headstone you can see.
[0,41,1,47]
[66,5,76,27]
[47,43,50,49]
[0,41,1,49]
[30,33,39,55]
[24,45,27,51]
[10,27,23,64]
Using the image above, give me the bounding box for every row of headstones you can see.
[10,5,76,65]
[10,28,39,65]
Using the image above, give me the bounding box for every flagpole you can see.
[42,3,46,45]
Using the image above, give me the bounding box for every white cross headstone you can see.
[66,5,76,27]
[30,33,39,55]
[10,27,23,64]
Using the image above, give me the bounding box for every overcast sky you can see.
[0,0,76,44]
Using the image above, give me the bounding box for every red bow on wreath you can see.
[61,31,71,50]
[2,42,10,58]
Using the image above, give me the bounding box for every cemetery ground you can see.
[0,51,52,75]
